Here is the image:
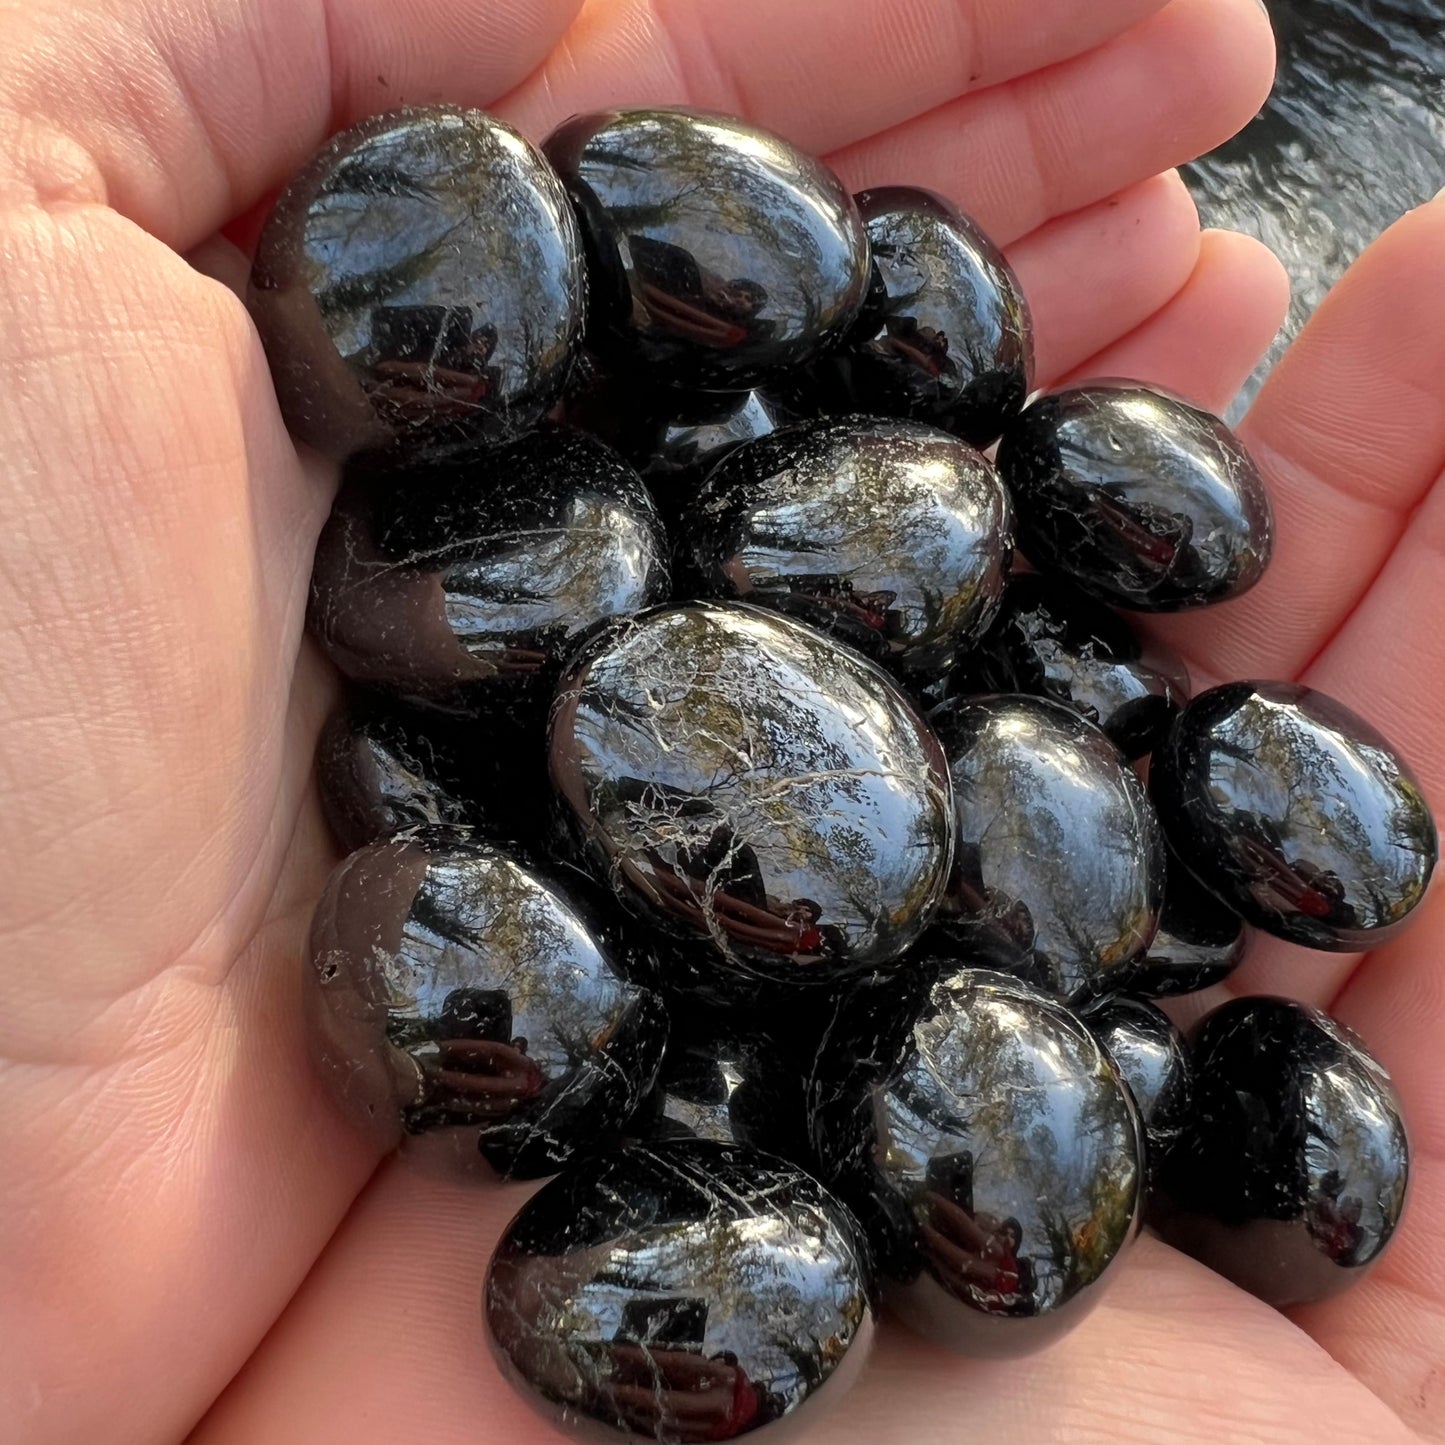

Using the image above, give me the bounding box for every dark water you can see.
[1186,0,1444,415]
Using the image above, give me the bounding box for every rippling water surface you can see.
[1186,0,1444,413]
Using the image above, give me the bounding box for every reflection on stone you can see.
[1159,996,1409,1305]
[1153,681,1437,950]
[929,694,1164,1002]
[943,574,1190,759]
[486,1139,875,1441]
[549,602,955,986]
[304,831,666,1178]
[685,417,1014,676]
[308,427,669,719]
[798,186,1033,447]
[996,382,1273,611]
[248,106,586,461]
[545,108,870,390]
[816,969,1141,1356]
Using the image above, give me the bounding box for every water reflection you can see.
[549,603,955,981]
[486,1140,875,1441]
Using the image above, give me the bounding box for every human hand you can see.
[1,0,1433,1441]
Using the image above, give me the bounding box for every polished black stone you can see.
[944,574,1190,759]
[1080,996,1193,1183]
[1109,848,1248,998]
[684,417,1013,675]
[1159,997,1409,1306]
[545,108,870,390]
[315,695,488,852]
[308,427,669,716]
[996,383,1273,611]
[819,969,1141,1357]
[1153,681,1438,950]
[801,187,1033,447]
[305,832,666,1177]
[249,106,586,461]
[549,602,954,985]
[486,1138,876,1441]
[928,695,1165,1003]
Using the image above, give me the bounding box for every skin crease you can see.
[0,0,1441,1441]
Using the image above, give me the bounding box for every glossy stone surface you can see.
[309,427,669,714]
[821,969,1141,1356]
[810,187,1033,447]
[1159,997,1409,1306]
[249,106,585,461]
[305,833,666,1177]
[545,108,870,390]
[945,574,1190,758]
[486,1138,876,1441]
[1109,850,1248,998]
[685,417,1013,674]
[928,695,1165,1003]
[1153,681,1438,950]
[1080,996,1193,1178]
[549,602,954,984]
[996,383,1273,611]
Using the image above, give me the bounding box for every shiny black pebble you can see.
[996,382,1273,610]
[545,108,870,390]
[808,187,1033,447]
[309,427,669,714]
[821,969,1141,1356]
[1108,850,1247,998]
[1080,996,1193,1181]
[1159,997,1408,1306]
[249,106,586,461]
[549,602,954,983]
[945,574,1190,759]
[1153,681,1438,950]
[685,417,1013,674]
[929,694,1165,1003]
[305,832,666,1177]
[486,1138,876,1442]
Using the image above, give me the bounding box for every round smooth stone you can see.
[309,427,669,715]
[946,574,1190,759]
[249,106,586,461]
[1152,681,1438,950]
[816,186,1034,447]
[1159,997,1409,1306]
[549,602,954,983]
[545,108,870,390]
[822,969,1141,1357]
[316,695,488,852]
[1107,849,1248,999]
[685,417,1013,675]
[928,694,1165,1003]
[1080,996,1193,1182]
[486,1138,876,1442]
[996,382,1273,611]
[305,833,666,1178]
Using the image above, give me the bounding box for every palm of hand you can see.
[1,1,1442,1441]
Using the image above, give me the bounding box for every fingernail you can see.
[1434,185,1445,204]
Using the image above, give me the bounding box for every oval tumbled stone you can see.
[1152,681,1437,950]
[549,602,954,984]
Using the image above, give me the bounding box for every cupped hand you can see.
[0,1,1440,1442]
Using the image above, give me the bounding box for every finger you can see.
[498,0,1170,159]
[1,0,583,250]
[1054,229,1289,411]
[192,1169,1408,1444]
[828,0,1276,248]
[1146,197,1445,683]
[1287,885,1445,1437]
[1012,171,1202,388]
